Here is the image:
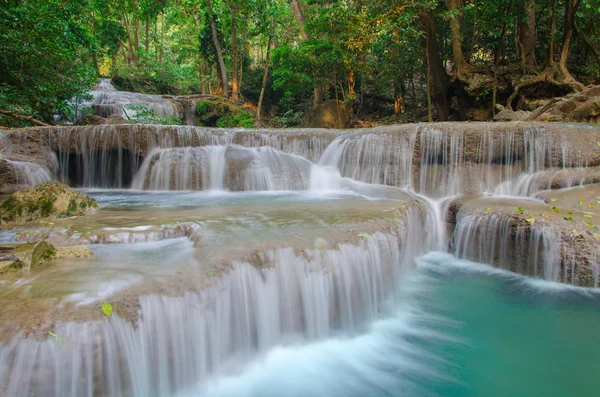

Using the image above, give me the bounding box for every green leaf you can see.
[516,207,525,214]
[579,199,584,205]
[101,301,113,318]
[564,217,574,223]
[526,217,536,223]
[552,206,560,213]
[584,214,594,219]
[207,271,215,276]
[585,222,595,228]
[550,198,558,202]
[357,233,372,239]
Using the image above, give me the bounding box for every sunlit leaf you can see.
[357,233,372,239]
[564,217,574,222]
[585,222,595,228]
[552,206,560,213]
[516,207,524,214]
[526,217,536,223]
[101,301,113,318]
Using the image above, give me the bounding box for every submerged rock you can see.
[0,181,98,226]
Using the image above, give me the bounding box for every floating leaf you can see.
[585,222,595,229]
[487,206,493,211]
[564,217,574,222]
[550,198,558,203]
[101,301,113,318]
[526,217,536,223]
[516,207,525,214]
[584,214,594,219]
[579,199,584,205]
[83,231,91,236]
[552,206,560,213]
[357,233,372,239]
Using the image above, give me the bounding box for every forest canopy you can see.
[1,0,600,126]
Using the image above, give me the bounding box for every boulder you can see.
[0,181,98,226]
[300,100,352,129]
[493,109,531,122]
[0,241,93,272]
[106,114,129,125]
[528,85,600,122]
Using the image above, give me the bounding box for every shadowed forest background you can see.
[1,0,600,128]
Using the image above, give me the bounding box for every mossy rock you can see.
[196,98,255,128]
[1,241,56,269]
[0,181,98,226]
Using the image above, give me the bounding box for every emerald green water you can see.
[185,253,600,397]
[420,254,600,397]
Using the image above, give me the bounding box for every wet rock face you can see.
[0,181,98,226]
[449,194,600,287]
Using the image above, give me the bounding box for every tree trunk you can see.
[289,0,323,107]
[289,0,310,40]
[418,10,450,121]
[134,15,140,61]
[560,0,580,67]
[0,110,49,126]
[445,0,472,79]
[257,35,272,125]
[145,18,150,53]
[207,0,229,97]
[160,13,164,63]
[231,10,239,101]
[519,0,536,68]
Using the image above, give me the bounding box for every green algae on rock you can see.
[0,181,98,226]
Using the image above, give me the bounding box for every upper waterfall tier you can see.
[2,122,600,193]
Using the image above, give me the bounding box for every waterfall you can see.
[1,159,53,187]
[452,210,564,283]
[0,213,428,397]
[132,145,314,191]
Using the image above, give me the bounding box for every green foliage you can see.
[0,0,96,124]
[124,104,183,125]
[216,111,255,128]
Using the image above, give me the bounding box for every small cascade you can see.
[418,128,464,197]
[51,125,234,188]
[132,145,313,191]
[452,211,564,282]
[235,130,338,163]
[89,79,181,120]
[319,128,416,187]
[0,226,427,397]
[1,159,53,187]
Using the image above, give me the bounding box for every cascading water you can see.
[2,121,600,397]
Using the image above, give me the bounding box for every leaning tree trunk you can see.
[446,0,472,80]
[289,0,323,108]
[418,10,450,121]
[207,0,229,97]
[257,35,273,126]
